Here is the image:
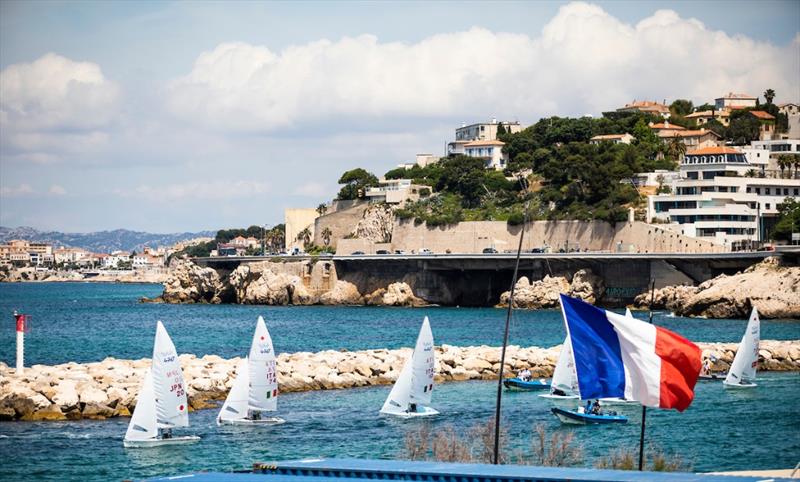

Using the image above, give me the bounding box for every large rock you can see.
[229,263,317,305]
[367,282,426,307]
[52,380,80,410]
[161,260,228,304]
[569,269,605,304]
[353,204,395,243]
[498,275,569,309]
[319,280,363,305]
[637,257,800,319]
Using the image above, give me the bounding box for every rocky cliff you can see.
[3,339,797,421]
[635,257,800,319]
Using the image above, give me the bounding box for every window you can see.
[765,203,770,210]
[755,187,761,194]
[746,187,751,193]
[765,188,771,195]
[794,188,799,195]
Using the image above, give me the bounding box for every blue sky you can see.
[1,1,798,233]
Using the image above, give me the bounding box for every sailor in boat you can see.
[162,428,172,439]
[552,387,567,397]
[408,403,418,414]
[585,399,602,415]
[518,368,532,382]
[250,410,262,421]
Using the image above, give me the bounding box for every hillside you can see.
[0,226,215,253]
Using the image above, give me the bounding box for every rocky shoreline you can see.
[634,257,800,319]
[2,340,798,422]
[0,267,169,284]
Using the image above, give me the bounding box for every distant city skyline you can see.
[1,0,798,232]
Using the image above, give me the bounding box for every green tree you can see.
[670,99,694,116]
[726,112,760,144]
[763,88,776,105]
[336,168,379,200]
[770,198,800,242]
[666,136,687,162]
[316,203,328,216]
[496,123,507,136]
[321,227,333,246]
[777,155,793,178]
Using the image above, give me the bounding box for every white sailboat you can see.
[380,316,438,418]
[124,321,199,447]
[217,316,284,425]
[539,334,580,405]
[724,307,760,389]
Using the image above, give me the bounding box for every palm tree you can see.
[296,227,312,248]
[763,88,776,105]
[777,155,792,178]
[316,203,328,216]
[321,227,333,246]
[667,137,687,162]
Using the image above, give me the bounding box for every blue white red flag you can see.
[559,294,701,412]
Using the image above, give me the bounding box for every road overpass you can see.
[194,249,797,307]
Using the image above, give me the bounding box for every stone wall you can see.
[2,340,797,421]
[336,220,724,255]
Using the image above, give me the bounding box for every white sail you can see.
[380,355,413,415]
[410,316,435,405]
[125,369,157,442]
[381,317,436,415]
[217,357,251,423]
[551,335,579,394]
[725,307,760,385]
[248,316,278,412]
[151,321,189,428]
[625,308,633,318]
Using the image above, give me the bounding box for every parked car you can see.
[351,251,365,255]
[482,247,498,254]
[290,247,305,256]
[394,250,406,255]
[419,248,433,255]
[529,248,544,253]
[375,249,390,255]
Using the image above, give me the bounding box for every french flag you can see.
[560,294,702,412]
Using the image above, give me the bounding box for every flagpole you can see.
[638,278,656,471]
[492,200,529,465]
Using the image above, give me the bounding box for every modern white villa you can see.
[647,146,800,247]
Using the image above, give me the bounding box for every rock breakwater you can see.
[497,269,605,308]
[635,257,800,319]
[2,340,798,422]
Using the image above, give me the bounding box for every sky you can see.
[1,0,799,233]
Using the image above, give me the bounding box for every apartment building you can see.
[365,178,427,205]
[447,119,523,156]
[590,133,635,145]
[464,139,508,169]
[647,146,800,247]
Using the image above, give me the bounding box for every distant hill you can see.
[0,226,215,253]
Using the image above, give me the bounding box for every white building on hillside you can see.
[715,92,757,110]
[590,133,634,145]
[647,146,800,247]
[464,140,508,170]
[364,178,428,204]
[447,119,523,156]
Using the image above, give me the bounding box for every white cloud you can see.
[113,180,270,201]
[0,53,119,163]
[0,184,35,198]
[49,185,67,195]
[167,2,799,131]
[293,181,330,197]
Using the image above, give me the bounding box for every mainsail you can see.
[151,321,189,428]
[725,307,760,385]
[248,316,278,412]
[381,317,435,414]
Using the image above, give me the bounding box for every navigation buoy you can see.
[14,311,27,376]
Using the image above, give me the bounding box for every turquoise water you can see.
[0,375,799,481]
[0,283,798,481]
[1,283,799,366]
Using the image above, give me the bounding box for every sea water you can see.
[0,283,798,481]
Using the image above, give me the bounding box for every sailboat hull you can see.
[698,373,727,381]
[723,381,757,389]
[380,406,439,419]
[123,435,200,448]
[218,416,286,426]
[598,397,639,406]
[551,407,628,425]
